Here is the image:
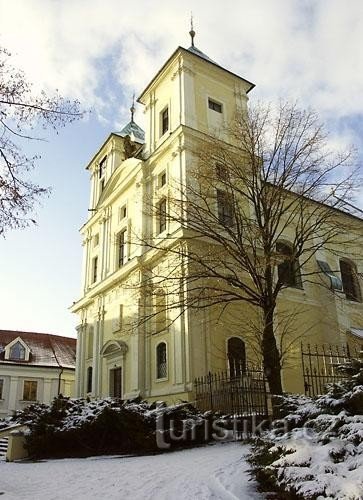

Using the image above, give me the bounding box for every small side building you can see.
[0,330,76,418]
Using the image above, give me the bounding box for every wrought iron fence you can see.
[194,368,269,418]
[301,343,359,397]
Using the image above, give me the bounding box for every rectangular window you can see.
[157,199,167,234]
[277,242,302,288]
[217,190,234,227]
[23,380,37,401]
[118,229,127,267]
[92,256,98,283]
[159,171,167,187]
[208,98,222,113]
[161,107,169,136]
[216,163,228,181]
[0,379,3,399]
[119,204,127,221]
[99,156,107,179]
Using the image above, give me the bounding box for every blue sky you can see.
[0,0,363,337]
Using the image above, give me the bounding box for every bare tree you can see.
[0,46,83,235]
[138,101,361,395]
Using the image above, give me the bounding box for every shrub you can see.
[249,357,363,499]
[5,396,215,459]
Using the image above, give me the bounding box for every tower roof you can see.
[187,45,215,63]
[116,120,145,144]
[138,45,255,103]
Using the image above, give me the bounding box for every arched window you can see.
[156,342,167,379]
[155,289,167,333]
[277,241,302,288]
[227,337,246,378]
[87,366,93,393]
[9,341,25,361]
[340,259,361,302]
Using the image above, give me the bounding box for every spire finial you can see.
[130,93,135,123]
[189,12,195,47]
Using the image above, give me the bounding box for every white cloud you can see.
[1,0,363,138]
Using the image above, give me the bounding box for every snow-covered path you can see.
[0,442,261,499]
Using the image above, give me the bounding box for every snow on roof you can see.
[115,120,145,144]
[187,45,215,63]
[0,330,76,369]
[350,328,363,339]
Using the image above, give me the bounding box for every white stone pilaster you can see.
[92,319,100,397]
[8,377,18,413]
[75,324,84,397]
[43,378,52,404]
[92,306,105,397]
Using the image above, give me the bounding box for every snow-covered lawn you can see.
[0,442,260,500]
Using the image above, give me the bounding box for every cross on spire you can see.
[130,93,135,123]
[189,12,196,47]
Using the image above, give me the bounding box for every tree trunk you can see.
[262,306,283,395]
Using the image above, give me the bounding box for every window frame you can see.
[216,163,229,181]
[99,156,107,179]
[22,380,37,402]
[160,107,169,137]
[276,241,302,289]
[339,259,361,302]
[159,171,167,187]
[208,98,223,114]
[157,198,167,234]
[119,204,127,221]
[216,189,234,227]
[118,228,127,267]
[156,342,168,380]
[9,341,26,361]
[91,256,98,284]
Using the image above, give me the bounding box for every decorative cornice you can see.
[100,339,128,356]
[171,64,195,81]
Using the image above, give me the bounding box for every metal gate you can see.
[194,368,269,418]
[301,343,359,397]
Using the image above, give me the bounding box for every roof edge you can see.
[137,45,255,103]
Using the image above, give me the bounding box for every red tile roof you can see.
[0,330,76,369]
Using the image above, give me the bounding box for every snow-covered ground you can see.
[0,442,261,500]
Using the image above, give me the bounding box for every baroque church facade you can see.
[71,37,363,402]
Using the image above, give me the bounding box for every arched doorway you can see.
[100,340,128,399]
[227,337,246,378]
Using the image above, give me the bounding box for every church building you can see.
[71,32,363,402]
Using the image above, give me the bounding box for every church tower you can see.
[71,31,255,402]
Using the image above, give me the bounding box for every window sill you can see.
[19,400,37,403]
[157,131,171,148]
[280,285,305,293]
[156,227,168,236]
[345,298,363,306]
[155,377,168,383]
